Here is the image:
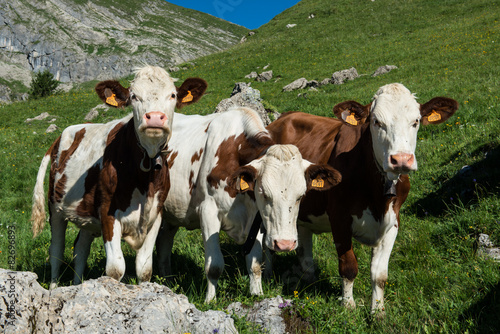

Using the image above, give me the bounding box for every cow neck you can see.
[365,125,398,198]
[131,123,170,173]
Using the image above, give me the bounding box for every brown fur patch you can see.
[191,148,203,164]
[76,164,101,218]
[207,132,273,198]
[51,128,87,203]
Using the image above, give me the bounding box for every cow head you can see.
[95,66,207,158]
[333,83,458,181]
[230,144,341,252]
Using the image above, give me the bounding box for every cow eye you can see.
[412,119,419,128]
[373,119,381,127]
[170,93,176,99]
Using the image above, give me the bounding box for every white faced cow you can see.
[156,107,341,303]
[267,83,458,316]
[31,65,207,288]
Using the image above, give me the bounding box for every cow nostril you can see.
[145,114,151,120]
[390,156,398,166]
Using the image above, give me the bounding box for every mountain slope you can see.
[0,0,247,92]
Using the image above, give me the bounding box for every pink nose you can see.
[144,112,166,128]
[389,153,415,170]
[274,239,297,252]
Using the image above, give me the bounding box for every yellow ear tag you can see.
[240,178,250,191]
[181,90,193,103]
[428,110,441,122]
[106,93,118,106]
[346,113,358,126]
[312,177,324,188]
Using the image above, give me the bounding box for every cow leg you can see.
[199,199,224,303]
[72,229,95,285]
[49,213,67,289]
[331,216,358,309]
[156,221,179,278]
[103,220,125,281]
[370,224,398,317]
[246,229,264,296]
[135,215,163,283]
[297,225,315,283]
[263,242,274,280]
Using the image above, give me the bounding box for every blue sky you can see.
[167,1,301,30]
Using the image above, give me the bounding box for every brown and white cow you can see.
[156,107,341,302]
[31,65,207,288]
[267,83,458,315]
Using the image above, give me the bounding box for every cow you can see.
[31,65,207,288]
[266,83,458,316]
[155,107,342,303]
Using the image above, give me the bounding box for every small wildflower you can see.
[213,329,219,334]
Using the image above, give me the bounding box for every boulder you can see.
[25,112,50,123]
[0,269,237,334]
[331,67,359,84]
[245,71,258,79]
[282,78,308,92]
[45,124,59,133]
[372,65,398,77]
[215,82,280,126]
[256,70,273,82]
[228,296,290,334]
[85,104,110,121]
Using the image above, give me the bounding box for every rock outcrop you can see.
[0,0,248,100]
[0,269,236,333]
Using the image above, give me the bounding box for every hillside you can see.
[0,0,248,101]
[1,0,499,332]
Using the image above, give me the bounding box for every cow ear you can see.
[230,165,257,193]
[333,101,371,126]
[305,164,342,192]
[420,97,459,125]
[176,78,208,109]
[95,80,131,108]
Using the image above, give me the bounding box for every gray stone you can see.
[245,71,258,79]
[45,124,59,133]
[85,104,110,121]
[215,82,280,126]
[320,78,333,86]
[286,24,297,28]
[25,112,50,123]
[228,296,290,334]
[282,78,308,92]
[372,65,398,77]
[0,269,237,334]
[169,66,180,72]
[479,233,494,247]
[331,67,359,84]
[256,70,273,82]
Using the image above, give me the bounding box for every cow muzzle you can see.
[144,111,167,128]
[273,239,297,252]
[388,153,416,173]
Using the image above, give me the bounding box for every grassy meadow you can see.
[1,0,499,332]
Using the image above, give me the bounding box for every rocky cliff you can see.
[0,0,247,99]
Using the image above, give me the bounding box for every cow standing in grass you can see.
[31,65,207,288]
[267,83,458,316]
[156,107,342,302]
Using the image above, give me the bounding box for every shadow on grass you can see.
[414,144,500,218]
[460,281,500,333]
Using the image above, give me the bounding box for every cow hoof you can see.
[371,308,386,320]
[340,297,356,309]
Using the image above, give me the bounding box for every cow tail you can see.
[31,153,51,238]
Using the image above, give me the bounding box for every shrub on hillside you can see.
[28,70,60,100]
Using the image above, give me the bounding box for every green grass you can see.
[1,0,500,332]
